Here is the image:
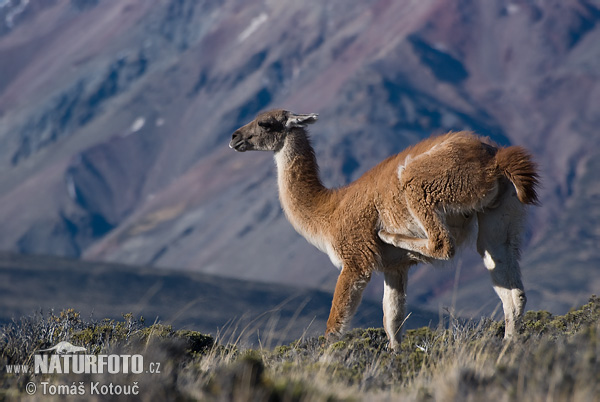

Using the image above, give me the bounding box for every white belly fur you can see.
[302,229,343,269]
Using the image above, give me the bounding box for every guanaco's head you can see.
[229,109,318,152]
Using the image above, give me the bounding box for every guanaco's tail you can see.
[495,146,540,205]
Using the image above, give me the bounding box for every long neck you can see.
[274,129,334,236]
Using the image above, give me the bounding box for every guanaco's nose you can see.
[230,131,241,148]
[230,131,248,151]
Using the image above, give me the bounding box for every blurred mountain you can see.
[0,252,440,344]
[0,0,599,318]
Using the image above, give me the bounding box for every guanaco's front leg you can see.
[382,268,409,351]
[326,266,371,340]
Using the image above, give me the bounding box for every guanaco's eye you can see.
[258,120,273,130]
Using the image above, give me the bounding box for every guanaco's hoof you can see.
[325,331,341,343]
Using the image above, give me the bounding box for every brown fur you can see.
[495,146,540,205]
[230,110,539,350]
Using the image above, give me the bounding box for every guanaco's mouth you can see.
[229,139,247,152]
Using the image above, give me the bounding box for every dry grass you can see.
[1,296,598,401]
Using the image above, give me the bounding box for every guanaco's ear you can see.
[285,112,319,128]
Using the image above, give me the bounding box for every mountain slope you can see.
[0,0,599,317]
[0,253,443,345]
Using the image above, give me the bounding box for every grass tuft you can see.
[1,295,598,400]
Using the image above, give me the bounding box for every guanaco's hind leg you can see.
[477,189,527,338]
[379,194,456,260]
[380,135,499,261]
